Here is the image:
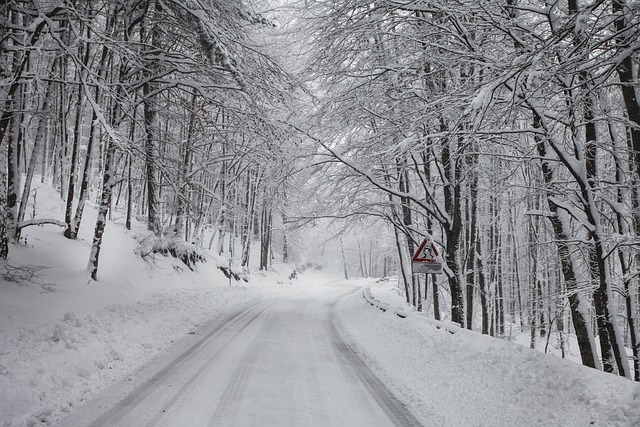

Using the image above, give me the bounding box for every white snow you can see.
[342,279,640,426]
[1,183,639,426]
[0,183,289,427]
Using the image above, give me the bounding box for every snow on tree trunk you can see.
[172,90,197,240]
[465,152,479,329]
[141,8,161,235]
[591,220,631,379]
[340,238,348,280]
[259,203,272,271]
[241,168,260,268]
[442,138,465,328]
[143,86,159,234]
[125,147,133,231]
[16,57,57,241]
[0,125,8,259]
[432,274,441,321]
[398,157,417,306]
[613,0,640,184]
[88,139,115,281]
[6,96,20,247]
[394,228,412,306]
[69,107,96,240]
[533,112,600,370]
[0,11,58,150]
[70,25,114,240]
[64,26,92,239]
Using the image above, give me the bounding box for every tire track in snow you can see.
[207,302,281,426]
[141,302,274,427]
[329,310,424,427]
[72,287,426,427]
[86,302,272,427]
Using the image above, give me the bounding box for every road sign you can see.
[412,238,439,262]
[412,262,443,274]
[412,237,443,274]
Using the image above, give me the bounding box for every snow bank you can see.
[336,280,640,427]
[0,285,265,427]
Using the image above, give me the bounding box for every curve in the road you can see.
[59,286,427,427]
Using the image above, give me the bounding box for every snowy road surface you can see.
[55,285,424,427]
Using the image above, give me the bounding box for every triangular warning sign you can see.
[412,238,439,262]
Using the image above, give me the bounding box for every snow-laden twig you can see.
[17,218,65,230]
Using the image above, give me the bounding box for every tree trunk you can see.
[16,57,58,241]
[143,83,158,234]
[341,238,349,280]
[613,0,640,183]
[126,152,133,231]
[141,9,160,235]
[241,168,260,268]
[70,30,115,239]
[432,273,441,321]
[533,112,600,370]
[394,228,412,304]
[259,203,272,271]
[282,213,289,263]
[398,158,416,306]
[6,91,21,248]
[466,178,477,330]
[173,90,197,239]
[64,26,93,239]
[442,136,465,327]
[0,11,59,149]
[477,236,489,334]
[88,138,115,281]
[4,8,29,250]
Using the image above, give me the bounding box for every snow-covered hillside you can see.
[0,183,296,426]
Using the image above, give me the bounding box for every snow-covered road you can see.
[54,285,424,427]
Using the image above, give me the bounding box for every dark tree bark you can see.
[143,82,159,234]
[215,149,227,254]
[0,10,61,149]
[432,273,441,321]
[16,55,59,241]
[126,152,133,231]
[613,0,640,183]
[241,168,260,268]
[465,149,479,330]
[173,91,197,239]
[533,112,599,370]
[64,20,93,239]
[141,4,161,235]
[611,124,640,380]
[397,157,416,306]
[382,168,411,305]
[70,20,114,240]
[88,138,115,281]
[259,203,272,271]
[442,134,465,327]
[6,88,21,248]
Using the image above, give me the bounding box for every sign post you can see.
[412,236,443,274]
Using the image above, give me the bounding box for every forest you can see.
[1,0,639,382]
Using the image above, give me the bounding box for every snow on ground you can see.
[335,278,640,427]
[2,182,640,427]
[0,183,299,427]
